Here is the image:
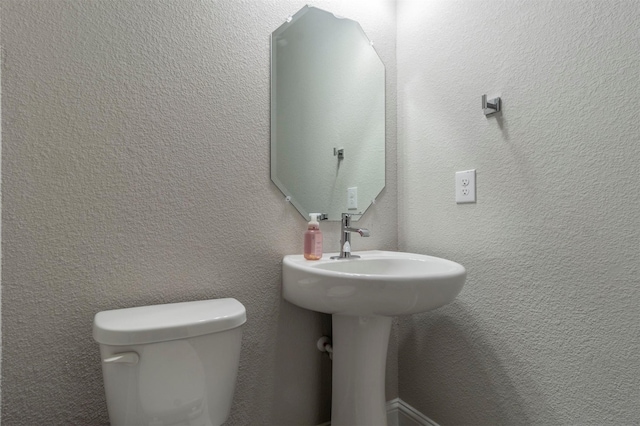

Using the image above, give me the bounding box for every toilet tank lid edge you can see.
[93,298,246,346]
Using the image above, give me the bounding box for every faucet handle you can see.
[341,212,363,222]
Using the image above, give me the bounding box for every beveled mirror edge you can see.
[270,5,386,222]
[270,6,312,220]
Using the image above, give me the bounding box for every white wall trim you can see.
[387,398,439,426]
[319,398,438,426]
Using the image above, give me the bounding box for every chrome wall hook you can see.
[482,94,501,116]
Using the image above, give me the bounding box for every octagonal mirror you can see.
[271,6,385,221]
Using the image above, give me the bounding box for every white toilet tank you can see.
[93,298,246,426]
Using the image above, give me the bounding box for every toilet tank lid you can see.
[93,298,246,346]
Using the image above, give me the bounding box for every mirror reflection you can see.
[271,6,385,221]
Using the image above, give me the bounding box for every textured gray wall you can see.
[1,0,397,424]
[397,0,640,424]
[0,19,3,421]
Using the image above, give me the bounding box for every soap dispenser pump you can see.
[304,213,323,260]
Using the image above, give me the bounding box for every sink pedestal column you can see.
[331,314,392,426]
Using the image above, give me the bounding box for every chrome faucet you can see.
[331,213,370,259]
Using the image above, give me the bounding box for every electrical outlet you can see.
[347,187,358,209]
[456,170,476,203]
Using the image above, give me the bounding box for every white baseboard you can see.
[386,398,439,426]
[318,398,438,426]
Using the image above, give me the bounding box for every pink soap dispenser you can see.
[304,213,323,260]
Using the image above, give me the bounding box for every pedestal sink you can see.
[282,250,466,426]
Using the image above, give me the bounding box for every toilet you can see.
[93,298,246,426]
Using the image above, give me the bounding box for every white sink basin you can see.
[283,250,466,317]
[282,250,466,426]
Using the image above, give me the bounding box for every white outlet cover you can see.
[456,170,476,203]
[347,187,358,209]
